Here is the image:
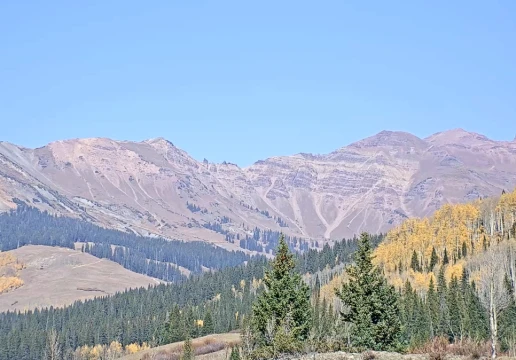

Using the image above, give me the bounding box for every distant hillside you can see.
[374,188,516,291]
[0,245,160,312]
[1,128,516,247]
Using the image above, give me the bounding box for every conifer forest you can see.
[0,190,516,359]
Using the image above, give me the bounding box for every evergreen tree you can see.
[181,337,194,360]
[250,234,312,357]
[436,267,450,337]
[466,281,489,341]
[429,247,439,271]
[410,250,420,272]
[443,248,449,265]
[202,310,214,336]
[167,305,185,343]
[336,232,403,351]
[427,277,439,338]
[447,276,465,341]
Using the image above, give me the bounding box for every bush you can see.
[412,337,491,359]
[361,350,376,360]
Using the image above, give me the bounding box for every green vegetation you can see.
[180,337,194,360]
[0,203,253,281]
[249,235,312,358]
[336,233,402,352]
[0,215,371,360]
[1,193,516,359]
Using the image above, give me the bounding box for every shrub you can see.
[361,350,376,360]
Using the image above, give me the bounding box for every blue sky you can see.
[1,1,515,166]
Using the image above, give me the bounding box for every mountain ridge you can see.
[1,129,516,249]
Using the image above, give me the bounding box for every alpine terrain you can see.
[1,128,515,247]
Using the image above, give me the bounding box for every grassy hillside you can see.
[0,245,160,312]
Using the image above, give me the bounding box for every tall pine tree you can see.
[250,234,312,357]
[336,232,403,351]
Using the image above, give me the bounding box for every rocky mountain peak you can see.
[1,129,516,247]
[426,128,491,147]
[143,137,175,147]
[346,130,427,150]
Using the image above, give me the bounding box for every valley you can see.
[1,130,516,359]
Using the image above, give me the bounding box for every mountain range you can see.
[1,128,515,249]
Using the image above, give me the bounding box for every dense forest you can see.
[0,203,252,281]
[373,189,516,357]
[1,191,516,358]
[0,220,373,360]
[375,189,516,291]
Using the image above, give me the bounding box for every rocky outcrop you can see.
[1,129,515,247]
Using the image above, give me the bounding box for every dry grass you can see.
[0,245,160,313]
[412,336,492,359]
[119,333,240,360]
[361,350,377,360]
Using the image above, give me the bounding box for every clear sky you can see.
[1,1,515,166]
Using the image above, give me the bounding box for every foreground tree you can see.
[250,234,312,358]
[336,232,403,351]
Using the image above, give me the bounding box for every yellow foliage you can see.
[73,340,136,360]
[319,272,347,301]
[0,276,24,294]
[109,341,122,352]
[125,343,140,354]
[90,345,103,358]
[390,277,404,291]
[374,187,516,290]
[196,319,204,327]
[413,271,435,292]
[445,260,465,283]
[0,253,25,294]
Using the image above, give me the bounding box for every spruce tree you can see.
[436,267,450,337]
[443,248,449,265]
[167,305,185,343]
[250,234,312,356]
[202,310,214,336]
[429,247,439,270]
[410,250,420,272]
[181,337,194,360]
[336,232,403,351]
[427,277,439,337]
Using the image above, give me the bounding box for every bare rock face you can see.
[1,129,516,247]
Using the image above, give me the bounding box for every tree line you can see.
[0,203,252,281]
[243,234,516,359]
[0,225,368,360]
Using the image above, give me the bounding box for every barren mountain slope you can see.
[243,129,516,238]
[1,129,515,244]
